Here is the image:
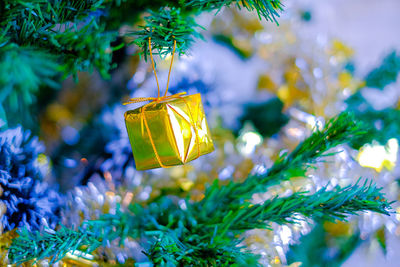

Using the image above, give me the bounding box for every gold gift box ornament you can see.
[124,38,214,170]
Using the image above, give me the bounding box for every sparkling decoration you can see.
[6,2,398,267]
[61,177,146,265]
[124,93,214,170]
[357,138,398,172]
[0,127,61,232]
[54,6,400,265]
[237,122,264,156]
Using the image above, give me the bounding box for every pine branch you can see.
[346,50,400,148]
[8,113,392,265]
[142,180,391,265]
[0,45,60,125]
[8,210,131,264]
[0,0,116,125]
[0,1,108,50]
[1,7,116,78]
[130,7,204,60]
[0,1,105,26]
[256,112,365,187]
[364,51,400,90]
[8,227,101,265]
[49,21,116,79]
[9,180,391,265]
[197,112,367,217]
[144,230,259,266]
[0,0,285,126]
[186,0,283,23]
[229,180,391,230]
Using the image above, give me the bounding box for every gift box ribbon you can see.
[124,38,200,168]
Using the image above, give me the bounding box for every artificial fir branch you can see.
[8,112,392,265]
[0,45,60,125]
[0,3,115,78]
[255,112,365,187]
[229,180,391,230]
[186,0,283,23]
[130,7,204,60]
[0,0,115,124]
[344,50,400,149]
[144,231,258,266]
[364,51,400,90]
[9,227,101,265]
[196,112,366,216]
[8,210,131,264]
[142,180,391,265]
[0,0,284,125]
[8,180,391,265]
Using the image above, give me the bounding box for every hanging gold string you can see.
[124,38,200,168]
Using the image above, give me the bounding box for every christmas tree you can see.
[1,0,399,266]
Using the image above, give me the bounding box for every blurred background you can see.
[2,0,400,266]
[302,2,400,266]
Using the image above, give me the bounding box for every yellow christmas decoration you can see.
[330,40,354,62]
[277,84,309,109]
[257,74,278,92]
[124,38,214,170]
[61,251,98,267]
[275,61,310,110]
[323,221,352,237]
[0,229,17,265]
[356,138,398,172]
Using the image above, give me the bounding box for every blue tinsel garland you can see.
[0,127,61,231]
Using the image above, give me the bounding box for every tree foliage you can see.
[8,113,393,265]
[0,0,282,125]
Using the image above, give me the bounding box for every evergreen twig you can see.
[197,112,366,217]
[8,210,130,264]
[8,180,391,265]
[8,112,392,265]
[186,0,283,23]
[364,51,400,90]
[0,0,115,124]
[130,7,204,60]
[9,227,101,265]
[0,0,283,125]
[229,180,391,230]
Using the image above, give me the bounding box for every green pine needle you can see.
[8,226,101,265]
[0,45,60,125]
[0,0,285,126]
[0,0,115,125]
[144,231,259,266]
[8,210,131,264]
[8,112,393,265]
[197,112,367,214]
[230,180,392,230]
[365,51,400,90]
[130,7,204,60]
[186,0,283,23]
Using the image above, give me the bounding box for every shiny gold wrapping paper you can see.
[124,93,214,170]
